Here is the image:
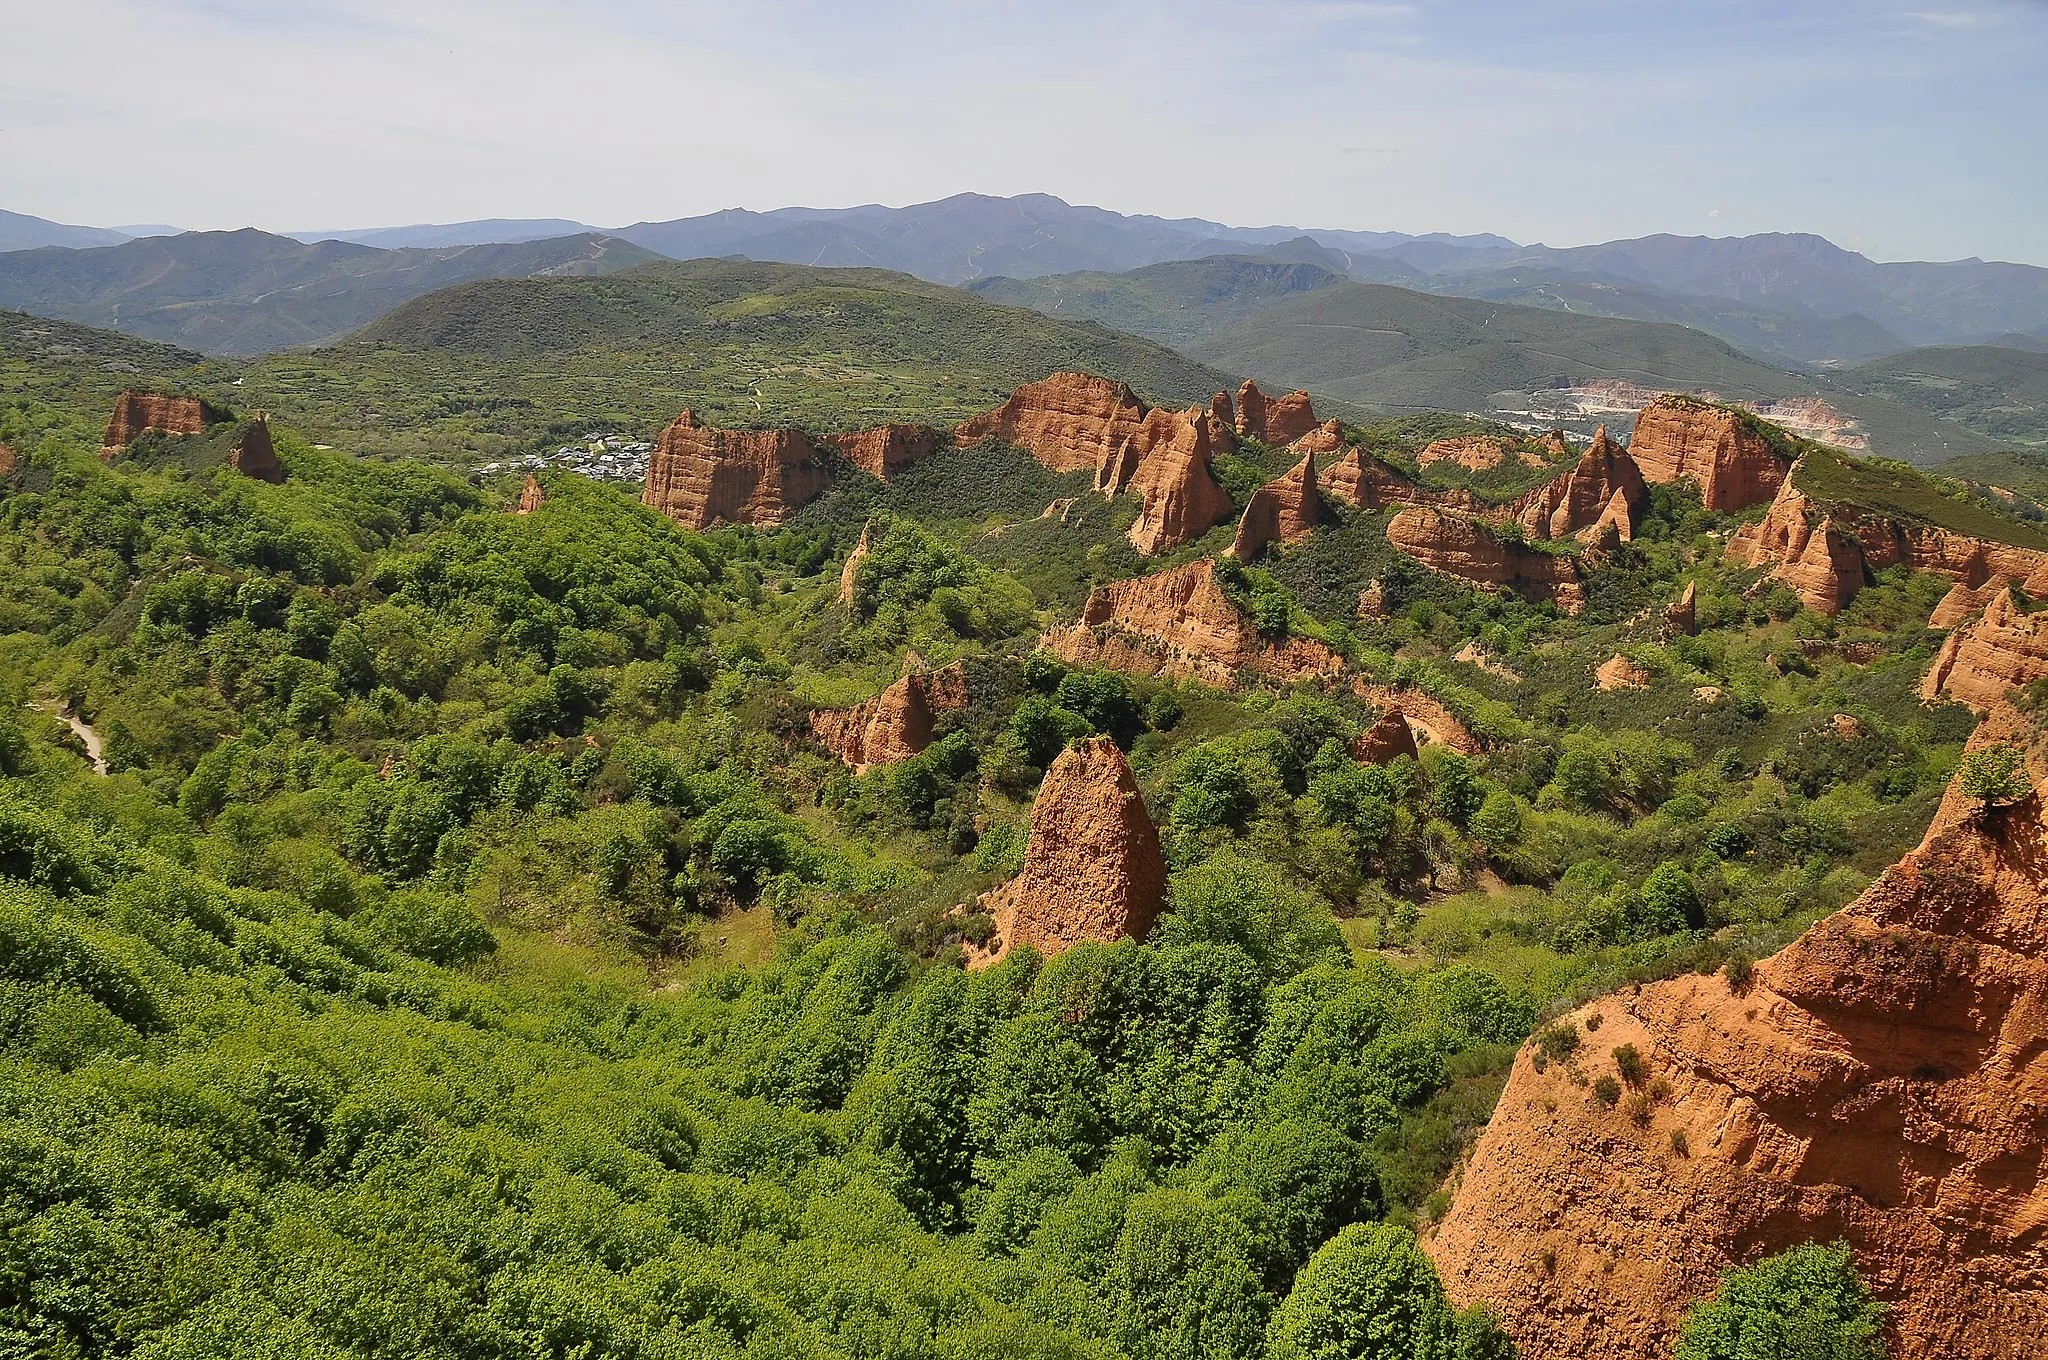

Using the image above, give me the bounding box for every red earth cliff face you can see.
[1428,702,2048,1360]
[969,736,1166,969]
[1920,588,2048,709]
[515,475,546,515]
[955,372,1150,473]
[100,390,219,455]
[1386,506,1586,613]
[1120,406,1235,556]
[826,424,944,480]
[1230,450,1322,560]
[1497,427,1645,541]
[1045,560,1345,689]
[1351,709,1420,764]
[1236,380,1320,446]
[1666,581,1698,637]
[808,662,970,774]
[1627,395,1790,512]
[839,523,874,606]
[1723,473,1870,614]
[1323,449,1479,514]
[1289,419,1345,456]
[642,410,834,529]
[227,416,284,483]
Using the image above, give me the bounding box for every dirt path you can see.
[30,701,108,775]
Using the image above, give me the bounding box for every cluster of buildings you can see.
[475,432,653,485]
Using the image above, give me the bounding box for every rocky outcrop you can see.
[1352,682,1483,753]
[809,662,970,774]
[1206,392,1237,452]
[969,736,1166,968]
[1919,588,2048,709]
[1429,703,2048,1360]
[1626,395,1789,512]
[1045,560,1344,689]
[1120,407,1235,556]
[1723,474,1869,614]
[0,445,15,478]
[515,474,545,515]
[826,423,943,481]
[100,390,220,456]
[1323,449,1479,514]
[1351,709,1420,764]
[1237,380,1319,446]
[1230,451,1322,560]
[226,415,283,483]
[1727,461,2048,616]
[642,410,834,529]
[839,523,874,605]
[1289,419,1345,456]
[1594,654,1650,691]
[1386,506,1586,613]
[1665,581,1697,637]
[955,372,1149,473]
[1419,436,1542,472]
[1497,427,1645,542]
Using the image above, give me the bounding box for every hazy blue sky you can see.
[4,0,2045,262]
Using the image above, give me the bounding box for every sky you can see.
[3,0,2046,264]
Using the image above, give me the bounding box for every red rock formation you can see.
[1386,506,1586,613]
[100,390,219,456]
[1236,380,1319,446]
[839,522,874,606]
[809,662,970,774]
[1045,560,1345,689]
[1665,581,1697,637]
[1290,419,1345,456]
[1723,474,1869,614]
[1538,429,1575,461]
[0,445,16,477]
[1429,703,2048,1360]
[515,474,545,515]
[1206,391,1237,452]
[1230,451,1321,560]
[1122,406,1235,556]
[1351,709,1420,764]
[1594,654,1650,691]
[1356,580,1389,621]
[826,424,943,480]
[642,410,834,529]
[1352,682,1483,752]
[1498,427,1645,541]
[1419,436,1542,472]
[225,415,283,484]
[1919,588,2048,709]
[955,372,1149,473]
[1626,395,1789,512]
[969,736,1166,968]
[1323,449,1479,513]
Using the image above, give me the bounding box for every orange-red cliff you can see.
[969,736,1166,969]
[100,390,220,456]
[1236,380,1320,446]
[1920,588,2048,709]
[1429,702,2048,1360]
[227,415,283,484]
[1626,395,1790,512]
[1498,426,1644,541]
[809,662,970,774]
[1230,450,1322,560]
[1045,559,1345,689]
[826,423,944,480]
[1387,506,1586,613]
[642,410,834,529]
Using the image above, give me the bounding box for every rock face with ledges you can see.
[826,423,943,480]
[1289,419,1345,456]
[1626,395,1790,512]
[1498,426,1644,541]
[1919,588,2048,709]
[1230,450,1322,560]
[1045,559,1344,689]
[1236,380,1319,446]
[1428,702,2048,1360]
[809,662,970,774]
[643,409,834,529]
[1386,506,1586,613]
[955,372,1149,473]
[227,415,283,483]
[969,736,1166,969]
[1323,449,1478,513]
[1723,473,1869,613]
[100,390,220,456]
[1122,406,1235,556]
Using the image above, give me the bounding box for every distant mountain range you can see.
[0,229,662,353]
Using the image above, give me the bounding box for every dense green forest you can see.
[0,300,1984,1358]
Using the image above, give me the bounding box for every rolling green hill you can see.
[966,258,1345,349]
[1837,345,2048,449]
[238,260,1239,463]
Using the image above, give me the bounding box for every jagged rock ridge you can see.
[1627,395,1790,513]
[1230,450,1322,560]
[1236,380,1319,446]
[1386,506,1586,613]
[1920,588,2048,709]
[1428,703,2048,1360]
[809,662,970,774]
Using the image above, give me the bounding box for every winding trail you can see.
[29,701,108,775]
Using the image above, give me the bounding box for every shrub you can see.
[1959,745,2029,804]
[1611,1043,1646,1087]
[1674,1242,1886,1360]
[1592,1076,1622,1108]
